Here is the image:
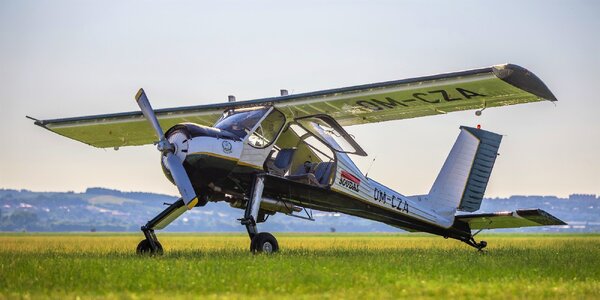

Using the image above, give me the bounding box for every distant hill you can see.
[1,188,598,233]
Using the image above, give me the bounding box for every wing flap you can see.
[456,209,566,230]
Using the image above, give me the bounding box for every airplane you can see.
[31,63,566,254]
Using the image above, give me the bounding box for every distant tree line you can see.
[1,209,39,231]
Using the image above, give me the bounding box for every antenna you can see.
[365,156,377,178]
[475,101,487,116]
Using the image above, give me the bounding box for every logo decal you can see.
[221,141,232,154]
[338,170,360,192]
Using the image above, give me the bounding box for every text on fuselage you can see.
[374,188,409,213]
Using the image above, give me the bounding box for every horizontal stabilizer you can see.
[456,209,566,230]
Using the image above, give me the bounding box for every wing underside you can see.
[33,64,556,148]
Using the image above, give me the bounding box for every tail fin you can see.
[428,126,503,213]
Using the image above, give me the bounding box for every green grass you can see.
[1,233,599,299]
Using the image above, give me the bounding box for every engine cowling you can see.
[160,123,242,187]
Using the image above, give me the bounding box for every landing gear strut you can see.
[240,175,279,254]
[137,199,187,255]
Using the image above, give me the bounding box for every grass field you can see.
[1,233,599,299]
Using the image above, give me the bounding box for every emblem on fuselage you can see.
[339,170,360,192]
[221,141,232,154]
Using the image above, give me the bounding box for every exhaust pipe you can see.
[229,197,301,214]
[260,197,302,214]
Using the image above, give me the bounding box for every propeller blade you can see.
[134,88,198,210]
[164,152,199,210]
[135,88,165,141]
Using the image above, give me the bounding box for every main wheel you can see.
[136,239,164,255]
[250,232,279,254]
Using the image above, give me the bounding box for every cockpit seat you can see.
[313,162,334,185]
[265,148,296,177]
[286,161,334,187]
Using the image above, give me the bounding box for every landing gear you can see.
[136,238,164,255]
[138,226,164,255]
[464,236,487,251]
[240,175,279,254]
[250,232,279,254]
[136,199,187,255]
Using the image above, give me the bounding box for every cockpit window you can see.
[248,109,286,148]
[214,108,269,138]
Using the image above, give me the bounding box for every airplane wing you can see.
[455,209,566,230]
[33,64,556,148]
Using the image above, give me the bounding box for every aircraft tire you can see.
[250,232,279,254]
[136,239,164,255]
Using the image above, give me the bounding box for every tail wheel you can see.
[136,239,164,255]
[250,232,279,254]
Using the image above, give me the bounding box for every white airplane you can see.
[32,64,566,254]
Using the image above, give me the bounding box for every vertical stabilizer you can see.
[428,126,502,213]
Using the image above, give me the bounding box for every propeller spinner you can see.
[134,88,199,210]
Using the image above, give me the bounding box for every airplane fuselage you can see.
[162,117,472,242]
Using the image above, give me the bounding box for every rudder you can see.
[428,126,503,213]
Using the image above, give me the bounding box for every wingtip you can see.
[26,115,44,126]
[492,64,558,102]
[135,88,145,101]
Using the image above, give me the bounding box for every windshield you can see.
[214,108,269,138]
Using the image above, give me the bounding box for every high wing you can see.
[33,64,556,148]
[455,209,566,230]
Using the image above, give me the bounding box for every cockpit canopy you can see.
[214,107,286,148]
[214,107,365,156]
[214,107,268,138]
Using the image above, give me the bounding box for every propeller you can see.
[135,88,199,210]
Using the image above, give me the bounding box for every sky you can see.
[1,0,598,198]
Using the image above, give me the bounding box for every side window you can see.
[248,109,286,148]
